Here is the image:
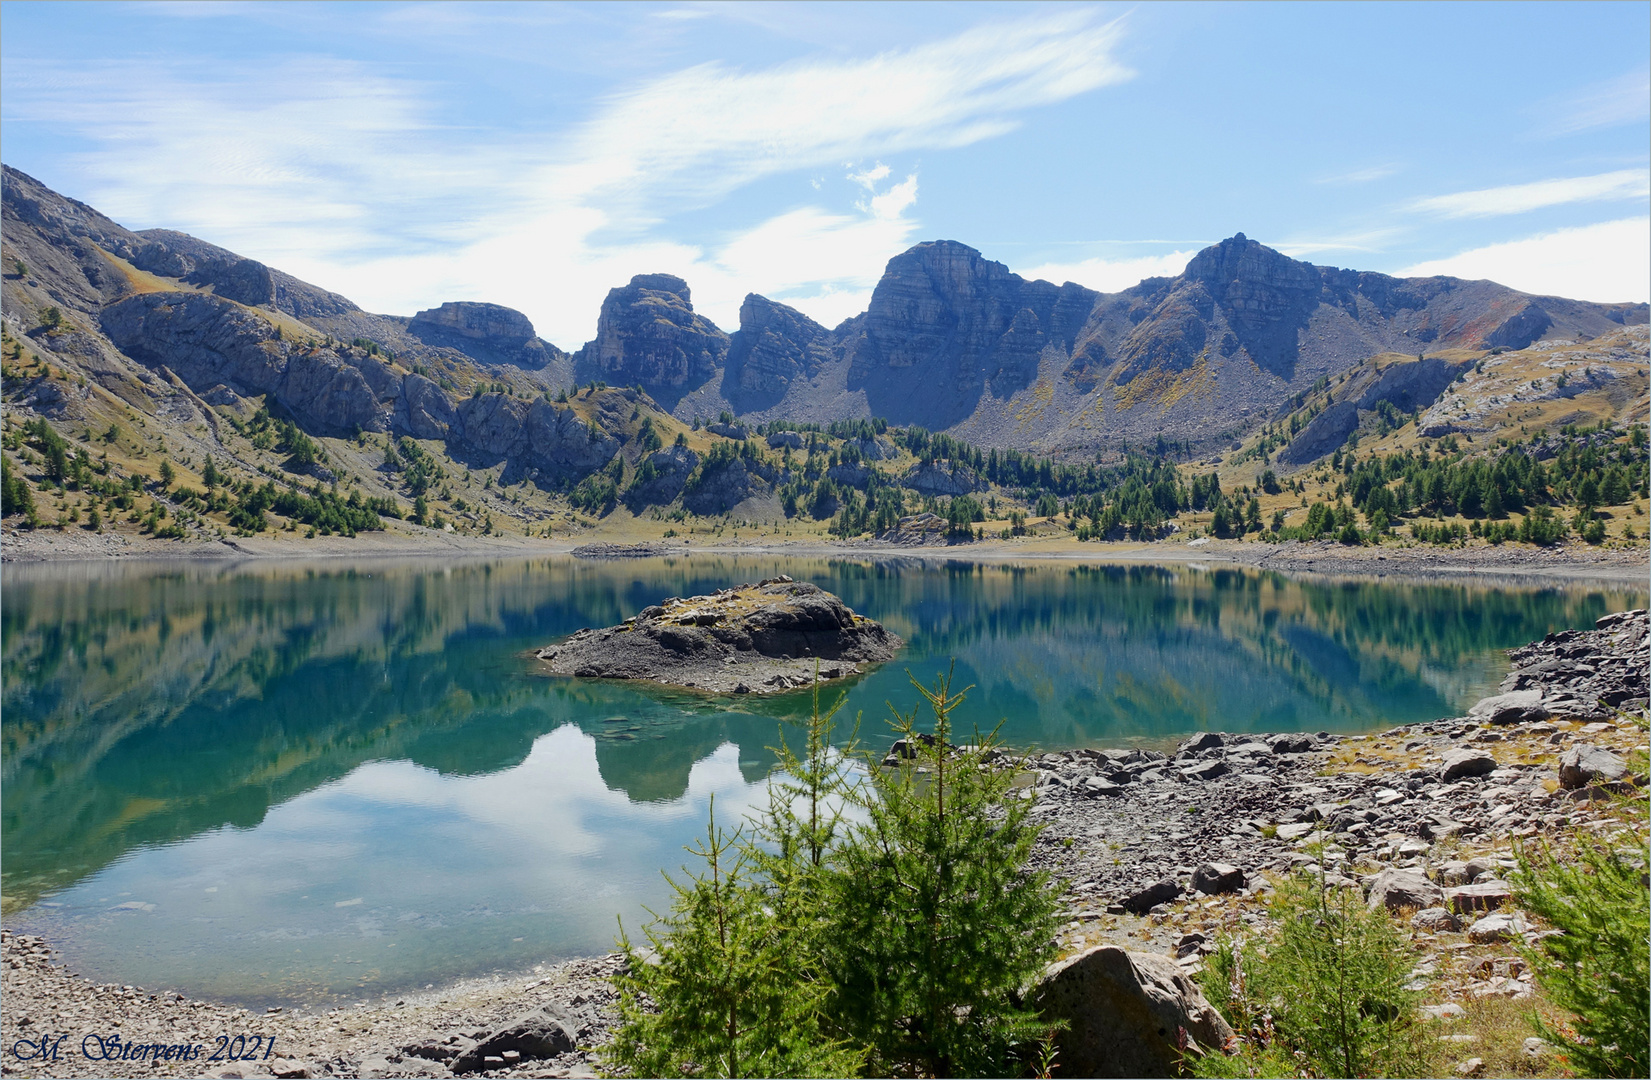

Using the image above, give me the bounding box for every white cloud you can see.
[2,9,1132,346]
[1536,70,1651,136]
[1015,250,1195,293]
[1409,169,1650,219]
[847,163,892,190]
[1397,217,1650,303]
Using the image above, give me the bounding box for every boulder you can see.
[1440,747,1496,780]
[1179,732,1224,754]
[1465,911,1528,945]
[1266,732,1314,754]
[1191,863,1244,895]
[1411,907,1463,932]
[1366,869,1445,914]
[1181,759,1229,782]
[451,1007,576,1074]
[1031,944,1234,1078]
[1558,743,1628,789]
[1468,690,1550,726]
[1122,879,1184,915]
[1445,880,1513,914]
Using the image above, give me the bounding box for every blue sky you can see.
[3,1,1647,349]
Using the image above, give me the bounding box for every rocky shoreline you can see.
[534,577,901,695]
[3,611,1645,1079]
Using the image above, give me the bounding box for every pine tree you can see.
[602,799,861,1079]
[820,668,1063,1077]
[1515,832,1651,1077]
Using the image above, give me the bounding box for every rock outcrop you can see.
[1278,353,1475,465]
[723,294,836,409]
[575,274,729,408]
[407,301,559,369]
[847,240,1098,427]
[623,444,699,510]
[535,577,902,695]
[101,292,394,434]
[1497,608,1649,715]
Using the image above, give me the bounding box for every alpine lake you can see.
[2,554,1643,1008]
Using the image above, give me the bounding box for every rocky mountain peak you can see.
[1184,233,1319,299]
[627,273,692,302]
[724,293,834,409]
[576,272,729,407]
[407,301,556,369]
[412,301,535,343]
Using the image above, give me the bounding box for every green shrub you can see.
[819,670,1062,1076]
[603,802,862,1079]
[1193,872,1425,1079]
[1513,834,1650,1077]
[603,670,1062,1078]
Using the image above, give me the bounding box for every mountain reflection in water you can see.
[2,555,1641,1004]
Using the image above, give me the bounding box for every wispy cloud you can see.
[1314,163,1401,185]
[1,9,1133,345]
[1535,70,1651,136]
[1408,169,1650,219]
[1274,228,1405,258]
[1397,217,1649,303]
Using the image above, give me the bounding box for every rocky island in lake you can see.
[535,576,901,694]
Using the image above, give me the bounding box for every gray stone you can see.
[1441,748,1497,781]
[1179,732,1224,754]
[1266,732,1314,754]
[451,1006,577,1074]
[1468,690,1550,726]
[1446,880,1513,914]
[1275,822,1316,841]
[1411,907,1463,932]
[1465,910,1528,944]
[1366,868,1445,914]
[1122,879,1183,915]
[1191,863,1244,895]
[1031,944,1234,1077]
[1559,743,1628,789]
[1181,759,1229,782]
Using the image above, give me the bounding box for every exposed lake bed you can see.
[1,553,1646,1077]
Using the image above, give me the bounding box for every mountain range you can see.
[3,163,1645,480]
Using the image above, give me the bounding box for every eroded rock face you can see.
[1278,354,1475,465]
[681,455,778,516]
[407,302,556,369]
[903,461,986,496]
[1031,944,1233,1078]
[536,578,902,695]
[848,240,1098,426]
[724,294,836,406]
[449,395,621,484]
[624,445,698,510]
[576,274,729,406]
[101,292,392,434]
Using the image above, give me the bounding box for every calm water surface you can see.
[2,554,1642,1005]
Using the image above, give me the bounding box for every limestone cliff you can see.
[407,301,562,369]
[575,274,729,408]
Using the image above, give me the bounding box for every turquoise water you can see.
[2,554,1641,1006]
